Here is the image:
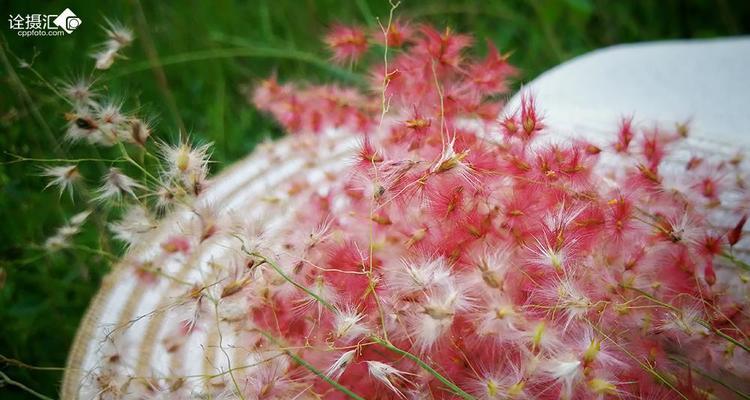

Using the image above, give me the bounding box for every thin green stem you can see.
[20,61,73,106]
[622,285,750,353]
[669,356,750,399]
[3,153,128,165]
[249,251,336,312]
[721,251,750,271]
[211,300,245,400]
[107,44,364,85]
[116,142,161,184]
[621,285,678,312]
[257,330,365,400]
[0,354,65,371]
[588,323,689,400]
[709,326,750,353]
[204,353,283,380]
[68,244,118,261]
[370,336,476,400]
[0,371,55,400]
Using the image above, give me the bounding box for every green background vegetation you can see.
[1,0,749,398]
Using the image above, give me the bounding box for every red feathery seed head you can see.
[500,112,520,138]
[641,128,667,168]
[251,76,286,110]
[686,155,704,170]
[699,233,722,256]
[698,177,719,200]
[519,94,544,140]
[252,82,376,134]
[703,258,717,286]
[417,25,473,68]
[356,136,384,166]
[533,144,597,186]
[403,108,432,135]
[466,41,517,96]
[324,24,369,63]
[471,99,504,124]
[613,116,635,153]
[584,142,602,155]
[728,214,747,246]
[502,143,534,176]
[426,180,467,221]
[634,163,663,188]
[376,19,414,47]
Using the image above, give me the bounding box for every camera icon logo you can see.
[53,8,82,34]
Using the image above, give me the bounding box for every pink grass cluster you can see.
[245,23,750,399]
[71,22,750,400]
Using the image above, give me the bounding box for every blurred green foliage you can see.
[1,0,748,398]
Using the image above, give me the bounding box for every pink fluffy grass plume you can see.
[251,23,750,400]
[325,24,369,64]
[68,22,750,400]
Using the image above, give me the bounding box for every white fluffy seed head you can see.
[476,293,524,341]
[332,307,369,342]
[528,236,569,271]
[44,210,91,252]
[659,306,710,341]
[410,281,472,353]
[554,279,593,331]
[366,360,414,399]
[470,373,527,400]
[42,164,81,198]
[93,20,133,70]
[103,20,134,47]
[542,355,582,400]
[94,167,144,202]
[109,205,156,246]
[157,140,213,190]
[324,349,356,380]
[473,246,514,290]
[62,78,95,104]
[387,257,453,296]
